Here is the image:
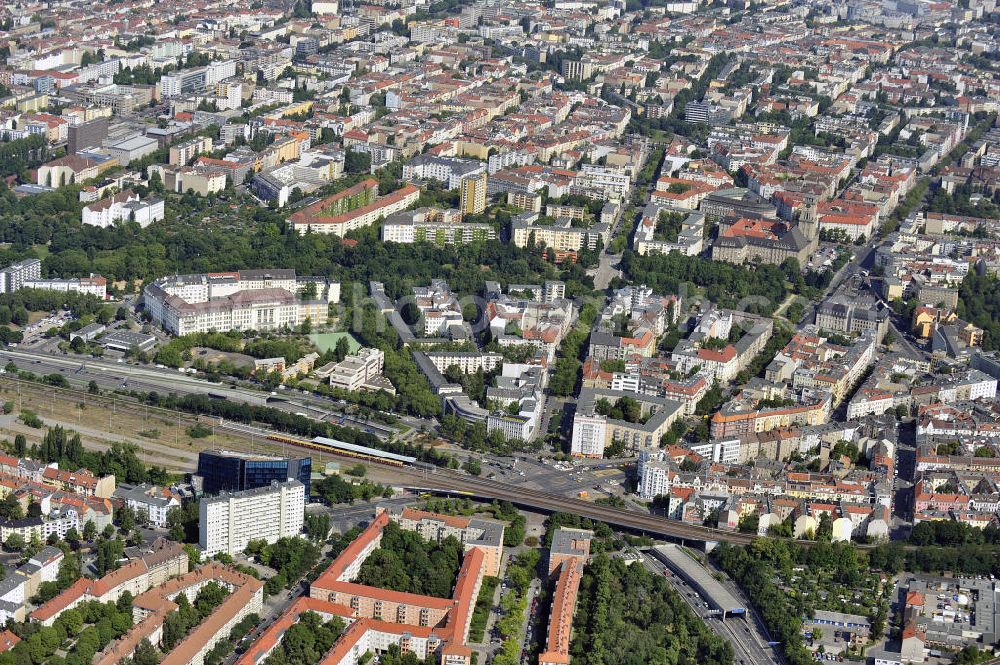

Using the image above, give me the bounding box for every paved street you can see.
[476,454,630,501]
[318,495,414,531]
[639,552,780,665]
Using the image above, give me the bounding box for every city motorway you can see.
[638,551,780,665]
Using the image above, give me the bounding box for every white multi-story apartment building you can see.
[573,165,630,201]
[0,512,80,544]
[81,191,164,228]
[486,412,534,441]
[402,154,487,190]
[571,414,607,457]
[289,183,420,236]
[412,280,465,337]
[381,208,496,246]
[0,546,63,624]
[169,136,214,166]
[328,348,386,392]
[425,352,504,375]
[113,483,182,528]
[483,364,545,442]
[160,60,237,97]
[0,259,41,294]
[23,275,107,299]
[938,370,997,402]
[510,212,609,253]
[637,449,673,500]
[199,480,305,557]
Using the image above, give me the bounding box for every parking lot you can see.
[18,309,74,347]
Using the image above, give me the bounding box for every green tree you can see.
[344,150,371,174]
[118,504,136,533]
[816,512,833,542]
[334,336,351,362]
[130,638,160,665]
[95,538,125,576]
[4,533,24,552]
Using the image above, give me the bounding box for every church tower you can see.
[799,195,819,244]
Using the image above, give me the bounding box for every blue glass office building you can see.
[197,450,312,496]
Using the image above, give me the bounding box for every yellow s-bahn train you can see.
[265,434,413,468]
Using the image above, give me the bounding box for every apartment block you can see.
[570,413,608,458]
[81,190,164,228]
[93,563,263,665]
[22,274,107,300]
[403,154,486,190]
[32,539,188,626]
[507,191,542,212]
[327,347,393,394]
[0,259,41,294]
[425,352,504,375]
[510,212,609,254]
[382,207,495,245]
[380,506,505,577]
[169,136,214,166]
[571,388,685,457]
[147,163,228,196]
[539,528,592,665]
[0,547,63,624]
[198,480,305,557]
[112,484,182,528]
[290,180,420,236]
[237,597,441,665]
[460,171,488,215]
[307,509,490,665]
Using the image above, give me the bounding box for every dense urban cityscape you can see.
[0,0,998,663]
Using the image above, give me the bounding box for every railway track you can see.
[0,377,870,548]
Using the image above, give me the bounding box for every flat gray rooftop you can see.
[652,544,746,616]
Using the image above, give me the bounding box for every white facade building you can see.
[637,449,672,500]
[23,275,107,299]
[0,259,41,294]
[327,348,386,392]
[486,413,534,441]
[402,154,486,190]
[199,480,305,557]
[113,483,181,528]
[571,414,607,457]
[82,191,164,228]
[425,352,504,375]
[143,269,334,335]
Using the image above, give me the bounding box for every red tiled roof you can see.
[0,630,19,653]
[236,597,355,665]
